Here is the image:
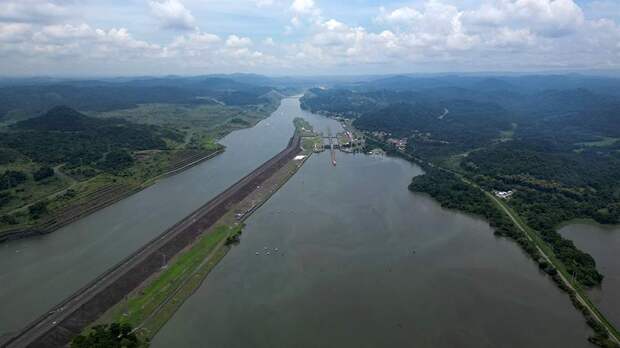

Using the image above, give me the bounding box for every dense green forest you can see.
[0,76,281,123]
[0,106,185,229]
[1,106,181,168]
[301,75,620,289]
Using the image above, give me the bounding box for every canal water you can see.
[152,105,591,347]
[560,223,620,330]
[0,98,310,338]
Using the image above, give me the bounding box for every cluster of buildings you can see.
[370,131,390,139]
[387,138,408,151]
[494,190,514,199]
[369,131,408,151]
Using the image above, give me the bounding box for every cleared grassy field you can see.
[295,117,323,153]
[88,102,278,141]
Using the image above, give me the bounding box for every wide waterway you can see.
[0,98,309,338]
[152,103,591,347]
[560,222,620,330]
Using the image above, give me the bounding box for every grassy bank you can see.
[84,123,306,344]
[95,224,241,342]
[294,117,323,154]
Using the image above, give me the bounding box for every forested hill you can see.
[0,76,285,122]
[1,106,181,167]
[301,76,620,147]
[15,106,112,132]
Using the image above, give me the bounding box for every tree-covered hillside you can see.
[1,106,181,167]
[0,76,281,122]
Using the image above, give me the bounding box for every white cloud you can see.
[0,0,69,24]
[290,0,317,14]
[149,0,196,31]
[226,35,252,48]
[488,27,536,47]
[375,2,480,51]
[282,0,618,72]
[463,0,584,37]
[289,0,321,30]
[376,6,422,26]
[2,23,160,61]
[0,0,618,75]
[0,23,31,43]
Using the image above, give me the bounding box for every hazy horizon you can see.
[2,70,620,81]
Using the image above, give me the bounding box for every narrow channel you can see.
[560,223,620,330]
[152,104,591,347]
[0,98,305,338]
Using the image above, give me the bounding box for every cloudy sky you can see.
[0,0,619,76]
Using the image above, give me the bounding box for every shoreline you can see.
[352,125,620,346]
[2,129,303,347]
[0,149,224,244]
[94,145,312,343]
[0,99,283,244]
[556,218,620,232]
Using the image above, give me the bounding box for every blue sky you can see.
[0,0,619,76]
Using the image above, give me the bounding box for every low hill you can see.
[2,106,182,166]
[15,106,109,132]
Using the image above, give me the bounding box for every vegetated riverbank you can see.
[360,133,619,347]
[2,122,306,348]
[560,222,620,332]
[408,166,619,347]
[80,126,314,345]
[0,148,224,244]
[0,100,281,243]
[0,97,302,341]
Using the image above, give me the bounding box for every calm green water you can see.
[153,118,590,347]
[560,223,620,329]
